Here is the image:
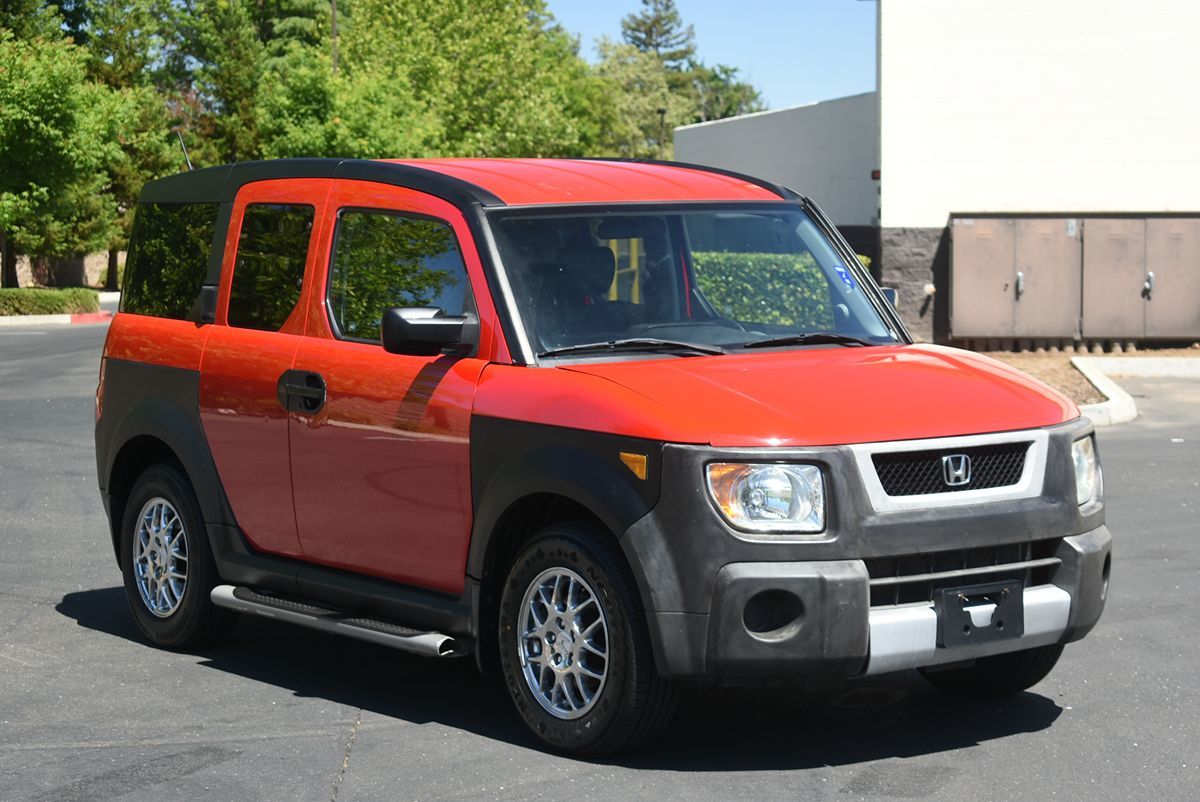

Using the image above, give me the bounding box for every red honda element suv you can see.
[95,158,1111,755]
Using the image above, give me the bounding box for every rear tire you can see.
[919,643,1064,696]
[119,463,234,649]
[498,521,677,755]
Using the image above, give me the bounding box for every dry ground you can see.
[989,346,1200,405]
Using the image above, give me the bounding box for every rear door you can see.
[199,179,331,558]
[288,180,498,594]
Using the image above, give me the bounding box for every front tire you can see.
[498,521,677,755]
[119,463,233,649]
[919,643,1064,696]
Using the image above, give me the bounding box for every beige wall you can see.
[674,92,880,226]
[880,0,1200,228]
[16,252,123,288]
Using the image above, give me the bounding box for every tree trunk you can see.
[0,229,18,289]
[106,249,120,291]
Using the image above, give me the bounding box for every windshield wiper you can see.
[537,338,725,358]
[741,332,880,349]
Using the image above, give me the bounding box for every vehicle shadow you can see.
[57,587,1062,771]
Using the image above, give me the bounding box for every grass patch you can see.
[0,287,101,316]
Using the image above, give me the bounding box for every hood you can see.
[558,344,1078,447]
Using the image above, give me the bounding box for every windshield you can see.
[489,206,899,358]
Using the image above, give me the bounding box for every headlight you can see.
[1072,436,1101,506]
[706,463,825,533]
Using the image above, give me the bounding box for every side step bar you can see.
[211,585,464,658]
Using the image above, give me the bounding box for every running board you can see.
[210,585,464,658]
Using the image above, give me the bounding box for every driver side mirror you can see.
[381,307,475,356]
[881,287,899,309]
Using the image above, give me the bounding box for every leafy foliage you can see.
[692,251,834,331]
[621,0,694,70]
[616,0,763,127]
[0,287,100,315]
[0,28,125,286]
[1,0,768,286]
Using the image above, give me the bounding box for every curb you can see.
[98,291,120,304]
[1071,355,1200,426]
[0,310,113,328]
[1071,357,1138,426]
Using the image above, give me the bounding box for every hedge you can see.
[0,288,101,316]
[692,251,834,330]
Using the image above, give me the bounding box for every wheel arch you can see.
[100,390,234,562]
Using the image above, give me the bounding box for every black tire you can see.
[119,463,234,649]
[498,521,677,756]
[919,643,1064,696]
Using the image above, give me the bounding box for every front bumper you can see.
[618,419,1111,681]
[644,526,1111,679]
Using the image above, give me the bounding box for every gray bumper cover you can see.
[645,525,1111,680]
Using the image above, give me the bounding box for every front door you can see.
[288,181,495,594]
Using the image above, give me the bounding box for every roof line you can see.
[579,157,801,201]
[137,158,506,208]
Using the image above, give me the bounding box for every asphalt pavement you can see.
[1,323,1197,800]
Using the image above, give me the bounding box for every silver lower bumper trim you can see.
[864,584,1071,676]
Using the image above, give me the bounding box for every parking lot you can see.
[1,323,1197,801]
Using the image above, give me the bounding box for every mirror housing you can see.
[881,287,899,309]
[382,307,474,356]
[193,284,218,324]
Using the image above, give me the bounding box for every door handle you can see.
[1143,270,1155,299]
[276,370,327,414]
[1015,271,1025,299]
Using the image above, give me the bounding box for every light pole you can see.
[656,107,667,159]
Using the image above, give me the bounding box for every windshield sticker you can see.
[834,265,857,290]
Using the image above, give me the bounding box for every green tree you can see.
[0,30,122,287]
[688,62,764,124]
[617,0,763,132]
[0,0,62,41]
[66,0,179,288]
[344,0,590,157]
[593,38,689,159]
[187,0,264,163]
[620,0,694,70]
[257,44,432,158]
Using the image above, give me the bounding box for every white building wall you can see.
[674,93,879,226]
[880,0,1200,228]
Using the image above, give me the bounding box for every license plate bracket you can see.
[935,580,1024,647]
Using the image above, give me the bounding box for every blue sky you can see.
[545,0,878,110]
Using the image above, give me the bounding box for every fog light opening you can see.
[742,589,805,641]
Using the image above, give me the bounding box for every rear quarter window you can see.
[122,202,220,320]
[227,204,313,332]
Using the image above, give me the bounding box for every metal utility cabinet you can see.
[951,216,1200,343]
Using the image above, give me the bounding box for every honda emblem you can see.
[942,454,972,487]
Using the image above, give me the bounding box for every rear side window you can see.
[227,204,313,332]
[328,210,470,342]
[122,202,219,319]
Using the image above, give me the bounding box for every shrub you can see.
[691,251,834,330]
[0,287,101,315]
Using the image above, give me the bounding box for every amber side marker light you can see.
[620,452,648,481]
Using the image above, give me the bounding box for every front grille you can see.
[864,539,1061,607]
[872,442,1030,496]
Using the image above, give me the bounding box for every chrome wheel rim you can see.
[132,497,189,618]
[518,567,609,720]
